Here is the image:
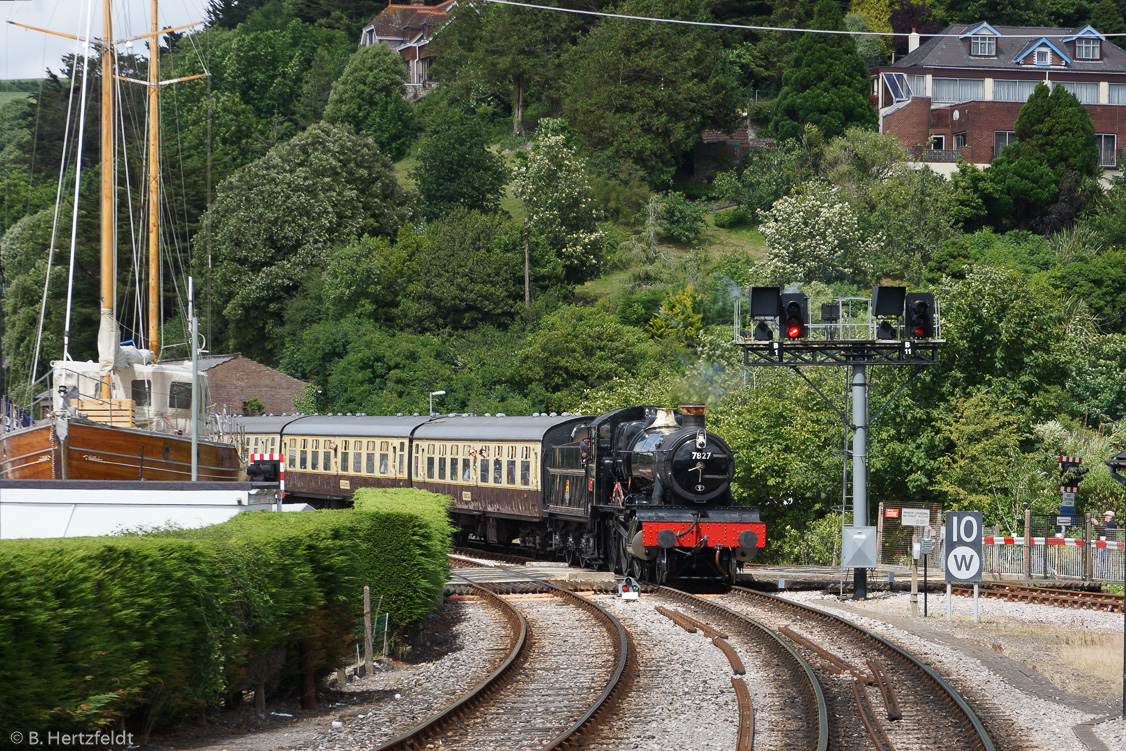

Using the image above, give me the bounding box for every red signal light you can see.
[787,325,802,339]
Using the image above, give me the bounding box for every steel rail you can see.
[852,677,896,751]
[729,586,996,751]
[542,580,633,751]
[434,559,633,750]
[952,583,1124,613]
[373,575,527,751]
[658,586,830,751]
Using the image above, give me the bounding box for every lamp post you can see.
[429,390,446,416]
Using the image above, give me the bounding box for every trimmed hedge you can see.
[0,488,451,734]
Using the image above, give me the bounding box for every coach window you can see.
[520,459,531,486]
[463,446,473,480]
[399,442,406,475]
[324,448,332,472]
[341,440,349,474]
[311,446,319,471]
[391,443,398,476]
[493,457,503,485]
[289,447,297,469]
[438,444,447,480]
[507,459,517,485]
[366,441,376,474]
[270,437,276,452]
[252,437,260,453]
[379,440,390,475]
[299,439,308,470]
[415,443,421,477]
[480,450,490,483]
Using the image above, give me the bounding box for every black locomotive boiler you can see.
[233,404,763,584]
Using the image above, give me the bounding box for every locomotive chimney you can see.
[680,404,706,430]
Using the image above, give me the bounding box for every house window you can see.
[906,74,926,98]
[994,131,1017,158]
[1076,38,1100,60]
[994,79,1038,103]
[1035,48,1050,65]
[932,78,984,103]
[929,135,946,150]
[970,36,996,56]
[169,382,192,409]
[131,380,152,407]
[1097,134,1117,167]
[954,133,967,149]
[1058,81,1099,104]
[1110,83,1126,104]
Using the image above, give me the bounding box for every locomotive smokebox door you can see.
[618,577,641,600]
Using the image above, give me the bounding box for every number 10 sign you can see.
[944,511,983,583]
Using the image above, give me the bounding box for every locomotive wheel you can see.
[656,548,669,585]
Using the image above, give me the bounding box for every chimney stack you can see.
[909,28,920,53]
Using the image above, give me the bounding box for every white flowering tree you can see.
[757,183,879,286]
[512,119,605,284]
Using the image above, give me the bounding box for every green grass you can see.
[0,91,31,107]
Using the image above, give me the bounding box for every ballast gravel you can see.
[775,589,1125,751]
[581,594,739,751]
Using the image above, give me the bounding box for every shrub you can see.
[713,208,754,229]
[657,191,707,243]
[0,489,451,734]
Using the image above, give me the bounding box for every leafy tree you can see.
[712,144,810,217]
[560,0,740,185]
[398,209,527,331]
[1039,247,1126,334]
[656,192,707,243]
[889,0,944,58]
[1012,83,1098,181]
[932,389,1051,529]
[933,265,1075,418]
[845,13,884,68]
[432,2,585,135]
[512,119,605,284]
[323,43,414,161]
[646,287,704,348]
[410,109,507,221]
[511,306,663,411]
[202,122,412,360]
[757,183,878,285]
[1092,0,1126,38]
[1069,334,1126,423]
[769,0,877,143]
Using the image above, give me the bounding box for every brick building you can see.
[163,354,307,416]
[360,0,456,100]
[874,23,1126,173]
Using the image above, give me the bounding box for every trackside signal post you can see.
[735,287,943,599]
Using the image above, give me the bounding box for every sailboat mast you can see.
[147,0,160,360]
[99,0,115,400]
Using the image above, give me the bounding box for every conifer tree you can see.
[769,0,877,143]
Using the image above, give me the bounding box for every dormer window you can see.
[1035,48,1050,65]
[971,35,996,56]
[1076,37,1100,59]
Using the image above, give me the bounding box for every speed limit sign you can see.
[944,511,983,583]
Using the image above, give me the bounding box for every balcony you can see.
[910,146,974,163]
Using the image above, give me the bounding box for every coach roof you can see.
[232,414,431,437]
[414,414,588,442]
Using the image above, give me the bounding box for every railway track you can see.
[715,587,999,751]
[952,583,1124,612]
[644,587,829,751]
[379,574,630,751]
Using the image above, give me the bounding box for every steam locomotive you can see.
[234,404,763,584]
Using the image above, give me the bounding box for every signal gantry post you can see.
[734,287,943,599]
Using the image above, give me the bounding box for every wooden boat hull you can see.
[1,419,242,482]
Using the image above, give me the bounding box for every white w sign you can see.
[944,511,983,583]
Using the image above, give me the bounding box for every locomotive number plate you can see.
[692,452,712,460]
